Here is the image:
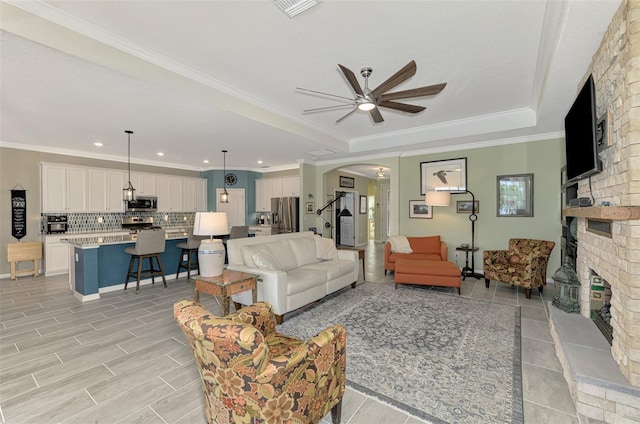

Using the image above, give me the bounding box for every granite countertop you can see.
[65,231,189,247]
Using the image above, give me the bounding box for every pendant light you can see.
[220,149,229,204]
[122,130,136,201]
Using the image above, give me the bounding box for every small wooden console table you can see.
[195,270,258,316]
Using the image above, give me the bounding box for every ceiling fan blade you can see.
[380,83,447,101]
[378,100,426,113]
[370,107,384,123]
[338,64,365,96]
[304,104,355,113]
[296,87,355,102]
[371,60,417,99]
[336,107,358,123]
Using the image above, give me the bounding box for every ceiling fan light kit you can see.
[299,60,447,124]
[274,0,318,18]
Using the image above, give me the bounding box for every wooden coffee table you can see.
[195,270,258,316]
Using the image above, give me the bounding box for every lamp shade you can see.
[425,191,451,207]
[193,212,229,236]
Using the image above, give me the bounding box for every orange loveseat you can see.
[384,235,448,275]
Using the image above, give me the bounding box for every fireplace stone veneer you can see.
[558,0,640,420]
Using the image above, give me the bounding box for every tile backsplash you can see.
[42,212,196,234]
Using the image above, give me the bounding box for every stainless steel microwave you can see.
[126,196,157,212]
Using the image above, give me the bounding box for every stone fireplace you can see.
[552,0,640,421]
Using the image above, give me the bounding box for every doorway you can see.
[216,188,245,229]
[335,191,355,247]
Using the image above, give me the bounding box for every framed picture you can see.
[359,195,367,214]
[339,176,355,188]
[497,173,534,217]
[305,202,315,214]
[456,200,479,213]
[409,200,433,219]
[420,157,467,195]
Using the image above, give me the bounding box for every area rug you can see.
[278,282,523,424]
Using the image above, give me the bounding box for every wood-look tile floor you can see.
[0,241,576,423]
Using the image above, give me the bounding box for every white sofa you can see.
[227,231,359,323]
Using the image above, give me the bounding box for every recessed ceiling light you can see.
[157,152,164,156]
[203,160,209,164]
[257,160,263,164]
[93,142,103,147]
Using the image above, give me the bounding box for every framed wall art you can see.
[339,176,355,188]
[497,173,533,217]
[359,195,367,214]
[456,200,479,213]
[409,200,433,219]
[305,202,315,214]
[420,157,467,195]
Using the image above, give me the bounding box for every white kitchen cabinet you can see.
[130,173,156,196]
[42,164,87,212]
[66,168,87,211]
[195,178,207,211]
[282,176,300,197]
[183,178,208,212]
[256,177,299,212]
[271,178,283,198]
[183,178,196,211]
[157,176,184,211]
[106,172,125,212]
[255,179,267,212]
[44,235,71,276]
[88,170,125,212]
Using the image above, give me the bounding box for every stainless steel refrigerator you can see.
[271,197,299,234]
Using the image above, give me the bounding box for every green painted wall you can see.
[397,138,563,273]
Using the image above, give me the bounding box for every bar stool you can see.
[176,233,205,279]
[124,229,167,294]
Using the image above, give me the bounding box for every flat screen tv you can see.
[564,74,601,182]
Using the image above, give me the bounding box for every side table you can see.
[455,246,484,280]
[195,270,258,316]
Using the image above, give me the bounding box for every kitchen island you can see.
[66,231,190,301]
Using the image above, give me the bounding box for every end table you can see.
[195,270,258,316]
[455,246,484,280]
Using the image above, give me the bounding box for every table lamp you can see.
[193,212,229,277]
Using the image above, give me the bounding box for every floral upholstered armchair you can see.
[174,299,346,424]
[483,238,555,299]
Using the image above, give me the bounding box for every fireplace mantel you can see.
[563,206,640,220]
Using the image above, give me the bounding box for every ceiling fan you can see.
[297,60,446,123]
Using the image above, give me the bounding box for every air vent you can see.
[274,0,318,17]
[587,219,612,238]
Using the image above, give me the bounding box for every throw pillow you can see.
[252,250,283,270]
[314,235,338,261]
[388,235,413,253]
[265,240,297,271]
[241,245,265,268]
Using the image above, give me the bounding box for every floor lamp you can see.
[425,190,483,280]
